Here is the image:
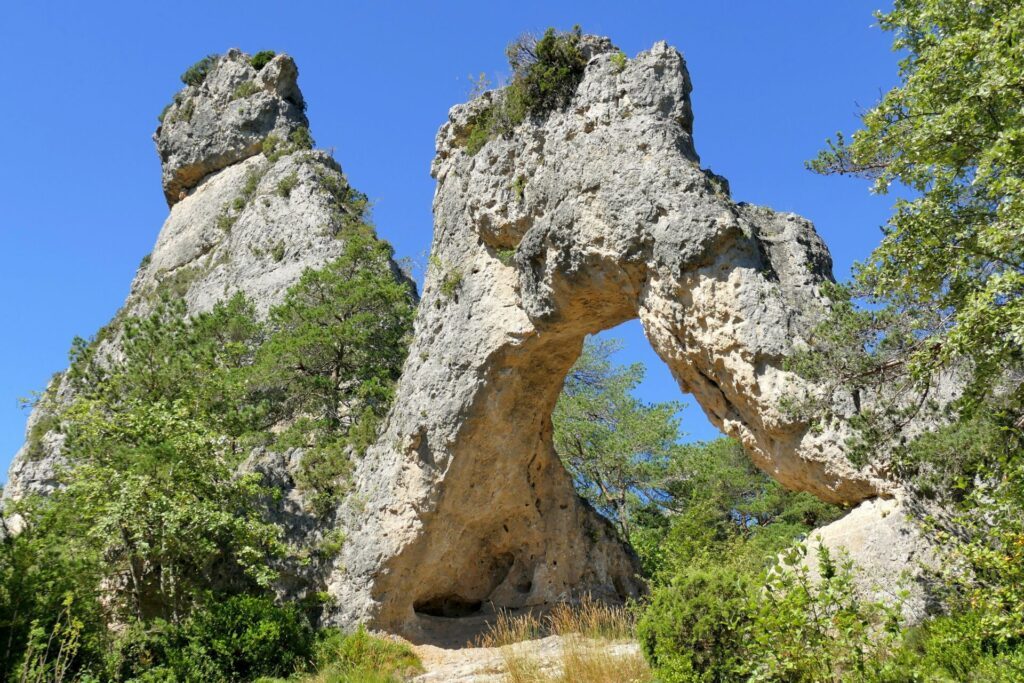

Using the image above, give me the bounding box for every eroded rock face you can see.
[805,496,940,624]
[155,49,308,207]
[328,38,896,635]
[8,38,933,639]
[4,50,391,507]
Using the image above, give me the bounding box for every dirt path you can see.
[408,635,643,682]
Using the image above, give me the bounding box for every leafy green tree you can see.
[808,0,1024,411]
[803,3,1024,671]
[54,398,284,623]
[553,339,842,580]
[69,294,270,447]
[632,438,843,582]
[553,339,682,538]
[255,228,416,513]
[0,508,108,680]
[258,229,416,448]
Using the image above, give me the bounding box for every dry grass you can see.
[474,596,650,683]
[546,595,635,640]
[474,609,545,648]
[500,635,651,683]
[475,595,636,647]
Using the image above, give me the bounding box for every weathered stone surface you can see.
[6,38,945,640]
[804,496,940,624]
[4,51,388,506]
[155,49,308,207]
[326,38,895,636]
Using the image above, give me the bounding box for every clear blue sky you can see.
[0,1,900,482]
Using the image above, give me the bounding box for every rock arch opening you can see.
[331,37,891,640]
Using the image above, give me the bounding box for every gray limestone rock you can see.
[6,38,950,639]
[327,38,915,636]
[4,51,395,509]
[803,496,941,624]
[155,49,308,207]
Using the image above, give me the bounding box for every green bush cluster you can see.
[1,218,415,679]
[270,240,286,262]
[107,596,312,682]
[610,49,628,73]
[25,412,59,460]
[263,127,315,162]
[462,26,587,155]
[232,80,261,100]
[276,172,299,198]
[638,567,754,681]
[180,54,218,87]
[632,410,1024,682]
[250,50,276,70]
[429,256,463,299]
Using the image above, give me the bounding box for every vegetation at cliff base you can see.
[0,223,415,680]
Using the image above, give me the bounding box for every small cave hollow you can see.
[413,595,484,619]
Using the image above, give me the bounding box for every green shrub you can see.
[746,545,901,681]
[276,173,299,198]
[506,25,586,115]
[428,255,463,299]
[893,409,1013,503]
[242,167,265,198]
[263,134,282,159]
[263,127,315,162]
[271,241,286,263]
[312,626,422,681]
[105,620,177,682]
[173,99,195,124]
[216,208,237,232]
[169,595,313,682]
[884,611,1024,681]
[289,126,315,151]
[512,174,527,200]
[637,567,755,682]
[250,50,276,70]
[611,49,628,73]
[232,80,260,100]
[461,26,587,155]
[181,54,219,87]
[294,441,353,516]
[25,413,59,460]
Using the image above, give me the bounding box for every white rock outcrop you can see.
[328,38,898,636]
[6,38,941,639]
[4,50,400,503]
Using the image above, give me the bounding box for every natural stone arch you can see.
[329,38,891,638]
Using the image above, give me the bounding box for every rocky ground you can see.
[409,635,644,682]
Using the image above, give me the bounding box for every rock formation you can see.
[157,50,308,207]
[6,38,940,640]
[327,37,899,636]
[4,49,396,502]
[804,496,938,624]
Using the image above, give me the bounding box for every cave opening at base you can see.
[412,596,484,619]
